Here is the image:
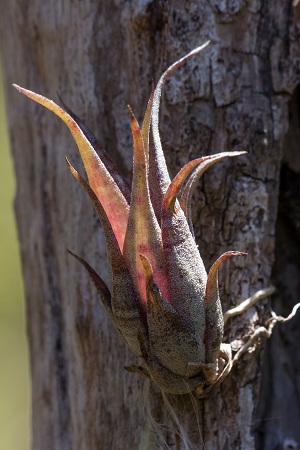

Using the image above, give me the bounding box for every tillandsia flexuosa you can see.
[14,42,300,397]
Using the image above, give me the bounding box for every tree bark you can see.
[1,1,299,449]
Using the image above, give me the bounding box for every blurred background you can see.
[0,64,30,449]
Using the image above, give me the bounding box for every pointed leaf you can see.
[162,155,216,213]
[204,251,246,363]
[123,109,169,304]
[67,250,113,316]
[13,84,129,251]
[141,85,154,168]
[161,158,209,340]
[150,41,210,219]
[58,93,131,203]
[180,151,247,233]
[66,159,146,355]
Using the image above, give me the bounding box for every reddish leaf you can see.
[13,84,129,251]
[123,109,169,303]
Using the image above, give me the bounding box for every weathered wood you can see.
[1,1,299,449]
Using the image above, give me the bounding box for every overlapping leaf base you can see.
[17,43,284,397]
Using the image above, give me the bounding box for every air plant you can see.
[14,42,299,397]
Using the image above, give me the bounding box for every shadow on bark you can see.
[255,84,300,450]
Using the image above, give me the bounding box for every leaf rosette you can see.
[14,42,247,395]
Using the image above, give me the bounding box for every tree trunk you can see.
[1,1,299,449]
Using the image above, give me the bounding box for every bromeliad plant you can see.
[14,42,299,397]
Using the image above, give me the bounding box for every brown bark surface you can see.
[1,1,299,449]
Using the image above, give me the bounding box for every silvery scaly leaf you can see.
[14,43,251,395]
